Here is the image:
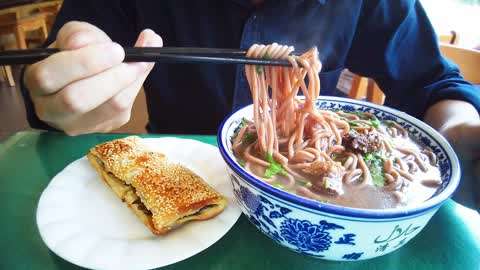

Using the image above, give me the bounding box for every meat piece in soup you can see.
[302,160,345,196]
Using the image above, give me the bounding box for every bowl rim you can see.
[217,96,461,219]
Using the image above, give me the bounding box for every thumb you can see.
[125,29,163,75]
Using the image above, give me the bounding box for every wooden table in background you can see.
[0,0,61,86]
[0,0,61,16]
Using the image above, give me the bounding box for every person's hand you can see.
[23,21,163,135]
[425,100,480,168]
[442,120,480,210]
[425,100,480,209]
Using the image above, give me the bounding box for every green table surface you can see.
[1,131,479,270]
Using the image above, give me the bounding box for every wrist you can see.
[425,100,480,143]
[440,122,466,146]
[441,122,480,161]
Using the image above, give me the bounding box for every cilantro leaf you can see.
[238,159,246,167]
[232,118,249,141]
[255,54,271,74]
[264,153,288,178]
[273,183,285,189]
[349,117,381,129]
[256,65,263,74]
[242,132,257,144]
[241,117,249,126]
[364,153,385,187]
[298,181,312,188]
[348,121,359,127]
[370,118,381,129]
[371,170,385,187]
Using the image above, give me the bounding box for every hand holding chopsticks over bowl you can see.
[23,22,163,136]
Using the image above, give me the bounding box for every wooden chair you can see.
[113,87,149,134]
[35,2,61,33]
[440,44,480,84]
[0,64,15,87]
[347,72,386,105]
[0,11,48,86]
[346,72,366,99]
[365,78,385,105]
[0,12,49,49]
[438,30,459,45]
[0,12,19,87]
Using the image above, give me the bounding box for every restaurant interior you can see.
[0,0,478,140]
[0,1,478,269]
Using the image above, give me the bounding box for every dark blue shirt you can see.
[22,0,480,134]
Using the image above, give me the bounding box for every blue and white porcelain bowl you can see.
[217,96,460,261]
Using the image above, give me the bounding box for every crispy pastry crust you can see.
[87,136,227,235]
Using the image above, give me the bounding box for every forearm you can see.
[427,100,480,210]
[425,100,480,141]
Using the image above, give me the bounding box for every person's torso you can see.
[133,0,362,134]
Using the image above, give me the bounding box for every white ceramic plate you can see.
[36,137,241,270]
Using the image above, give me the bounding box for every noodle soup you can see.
[231,111,441,209]
[232,43,441,209]
[219,97,460,260]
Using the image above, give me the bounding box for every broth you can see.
[232,113,441,209]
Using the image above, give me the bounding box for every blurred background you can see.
[0,0,478,140]
[422,0,480,48]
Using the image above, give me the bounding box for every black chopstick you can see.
[0,47,292,66]
[131,47,247,55]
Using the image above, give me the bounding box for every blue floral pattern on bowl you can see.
[280,219,341,253]
[231,174,365,258]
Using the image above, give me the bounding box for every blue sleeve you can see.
[21,0,138,130]
[345,0,480,119]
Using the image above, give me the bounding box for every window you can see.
[421,0,480,48]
